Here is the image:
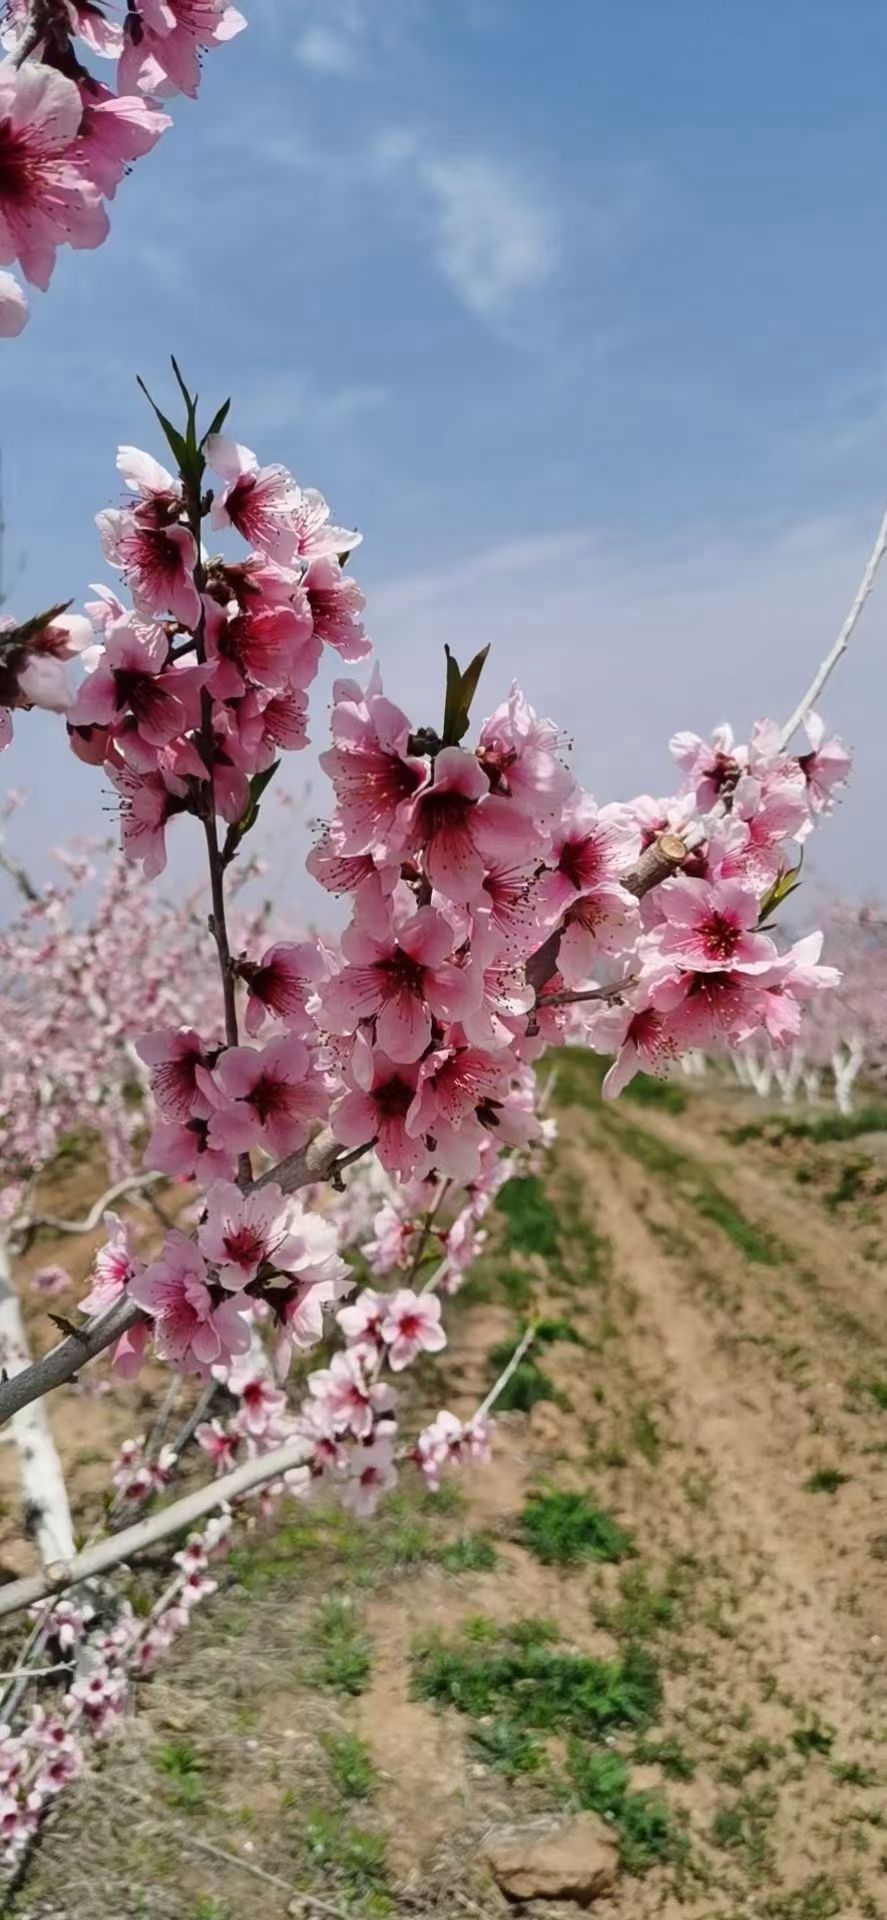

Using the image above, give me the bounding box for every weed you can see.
[438,1532,499,1573]
[623,1074,688,1115]
[311,1598,372,1695]
[729,1102,887,1146]
[534,1315,586,1348]
[190,1901,228,1920]
[567,1744,683,1871]
[469,1718,546,1778]
[718,1737,782,1785]
[711,1787,777,1875]
[602,1562,687,1640]
[155,1740,206,1812]
[485,1338,563,1414]
[761,1877,843,1918]
[831,1759,878,1787]
[867,1379,887,1411]
[825,1160,869,1210]
[633,1735,696,1781]
[631,1403,662,1464]
[496,1174,561,1261]
[519,1490,634,1567]
[323,1732,376,1800]
[792,1719,836,1758]
[803,1468,851,1494]
[301,1808,390,1903]
[411,1619,661,1738]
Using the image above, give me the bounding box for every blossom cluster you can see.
[0,1511,229,1862]
[0,0,244,335]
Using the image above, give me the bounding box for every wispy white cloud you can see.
[291,0,420,73]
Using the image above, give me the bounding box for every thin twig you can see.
[537,975,637,1010]
[0,1434,312,1619]
[474,1323,537,1424]
[117,1786,350,1915]
[778,500,887,749]
[18,1172,161,1238]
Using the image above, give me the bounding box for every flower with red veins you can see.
[746,931,841,1046]
[144,1114,237,1187]
[797,711,851,817]
[119,0,246,100]
[204,597,320,700]
[129,1228,251,1372]
[106,753,187,877]
[266,1200,350,1370]
[331,1049,428,1180]
[476,856,556,961]
[116,442,183,513]
[585,992,681,1099]
[670,722,746,810]
[337,1287,388,1349]
[557,889,641,988]
[306,835,378,897]
[414,1409,467,1488]
[204,434,307,561]
[320,672,424,857]
[308,1348,394,1440]
[0,62,109,290]
[79,1211,143,1315]
[304,556,369,661]
[477,682,574,823]
[0,263,26,334]
[110,1320,151,1380]
[96,506,200,626]
[405,747,536,905]
[342,1435,397,1516]
[73,620,204,745]
[407,1042,509,1138]
[380,1288,446,1371]
[322,905,482,1064]
[243,938,327,1037]
[536,795,641,921]
[201,1033,326,1162]
[71,86,170,197]
[651,876,777,975]
[291,488,361,564]
[134,1026,214,1122]
[198,1177,294,1291]
[229,683,310,761]
[646,961,770,1050]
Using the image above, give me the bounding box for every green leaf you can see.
[201,398,231,448]
[758,860,803,925]
[221,761,280,865]
[136,375,192,480]
[441,642,491,745]
[170,356,199,456]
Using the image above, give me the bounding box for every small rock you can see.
[485,1812,618,1906]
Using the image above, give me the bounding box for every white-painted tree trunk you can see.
[0,1236,76,1571]
[832,1038,864,1116]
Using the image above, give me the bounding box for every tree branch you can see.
[0,1434,312,1619]
[778,500,887,750]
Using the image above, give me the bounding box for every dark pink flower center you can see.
[248,1071,293,1124]
[560,834,602,891]
[699,912,740,961]
[223,1224,265,1267]
[396,1313,421,1340]
[374,1075,413,1122]
[378,949,425,998]
[0,120,40,204]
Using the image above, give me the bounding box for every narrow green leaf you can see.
[170,356,199,455]
[441,641,491,746]
[456,643,490,734]
[136,376,191,479]
[758,862,803,925]
[201,398,231,448]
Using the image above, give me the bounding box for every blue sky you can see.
[2,0,886,908]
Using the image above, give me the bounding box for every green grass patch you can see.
[596,1561,689,1641]
[623,1073,688,1115]
[300,1809,390,1907]
[633,1734,696,1781]
[791,1719,835,1758]
[323,1732,376,1800]
[437,1531,499,1574]
[604,1113,785,1265]
[411,1617,661,1739]
[867,1379,887,1411]
[567,1744,684,1871]
[485,1336,563,1414]
[495,1174,561,1261]
[761,1877,843,1919]
[468,1718,546,1778]
[519,1490,634,1567]
[154,1740,207,1812]
[730,1102,887,1146]
[631,1403,662,1464]
[310,1598,372,1695]
[803,1468,851,1495]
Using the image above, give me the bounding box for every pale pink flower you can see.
[73,86,170,197]
[119,0,246,99]
[650,876,777,974]
[406,747,535,904]
[135,1026,213,1121]
[797,711,851,815]
[201,1034,325,1161]
[536,795,641,922]
[0,269,27,335]
[203,597,320,700]
[205,435,305,561]
[106,755,186,878]
[585,995,680,1099]
[307,1348,394,1440]
[79,1211,142,1314]
[30,1264,71,1297]
[72,622,195,742]
[144,1115,237,1188]
[322,905,481,1063]
[362,1204,416,1277]
[195,1417,238,1471]
[478,683,573,822]
[336,1287,387,1348]
[670,722,743,809]
[227,1363,286,1437]
[304,557,369,661]
[96,508,200,627]
[342,1435,397,1516]
[198,1177,292,1290]
[243,939,327,1037]
[380,1288,446,1370]
[0,62,109,289]
[129,1228,250,1371]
